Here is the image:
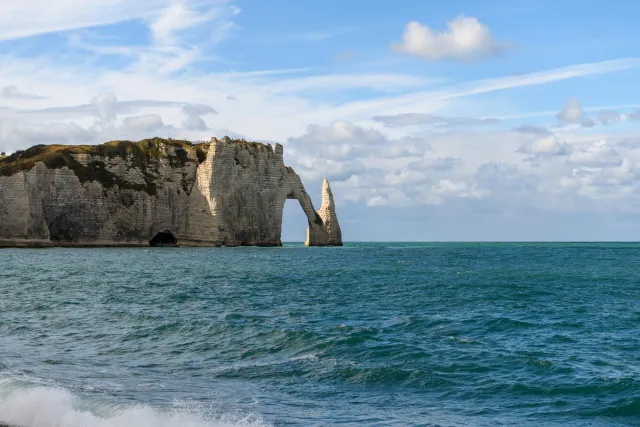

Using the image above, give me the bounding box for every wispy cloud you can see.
[322,58,640,120]
[372,113,501,129]
[40,1,241,75]
[0,0,168,41]
[259,27,356,43]
[1,85,46,100]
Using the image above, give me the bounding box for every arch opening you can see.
[281,198,313,244]
[149,231,177,247]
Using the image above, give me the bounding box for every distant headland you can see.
[0,137,342,247]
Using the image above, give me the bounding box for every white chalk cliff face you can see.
[0,137,342,247]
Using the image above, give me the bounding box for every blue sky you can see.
[2,0,640,241]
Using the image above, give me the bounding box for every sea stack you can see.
[305,178,342,246]
[0,137,343,247]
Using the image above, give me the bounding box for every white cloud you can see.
[392,16,506,61]
[3,1,640,234]
[327,59,640,121]
[553,100,637,128]
[617,136,640,149]
[181,103,216,130]
[381,137,430,159]
[2,85,46,100]
[561,159,640,201]
[598,110,623,125]
[366,196,388,207]
[517,134,568,160]
[122,114,166,132]
[556,97,585,123]
[408,157,460,171]
[0,0,169,41]
[372,113,501,128]
[150,2,211,47]
[431,179,483,199]
[567,140,623,168]
[287,121,430,164]
[91,92,119,129]
[627,109,640,121]
[182,115,208,131]
[0,120,94,151]
[261,27,355,43]
[289,121,387,148]
[512,124,552,136]
[294,158,367,182]
[182,104,216,116]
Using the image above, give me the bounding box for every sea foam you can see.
[0,380,269,427]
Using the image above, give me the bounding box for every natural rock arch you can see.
[0,137,343,247]
[286,179,342,246]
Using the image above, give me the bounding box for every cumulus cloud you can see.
[408,156,460,171]
[182,103,216,116]
[0,120,94,151]
[598,110,623,125]
[182,115,208,131]
[367,196,388,207]
[121,114,166,132]
[556,97,585,124]
[517,134,568,161]
[430,179,482,199]
[382,136,431,158]
[511,124,552,136]
[4,1,640,237]
[290,121,387,146]
[287,121,430,164]
[372,113,501,129]
[561,159,640,201]
[391,16,507,61]
[294,158,368,182]
[617,136,640,149]
[90,92,119,129]
[627,109,640,121]
[555,98,601,127]
[180,103,216,130]
[567,140,622,168]
[473,162,540,203]
[2,85,45,100]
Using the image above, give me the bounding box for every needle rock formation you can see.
[0,137,342,247]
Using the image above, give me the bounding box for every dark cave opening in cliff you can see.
[149,231,178,247]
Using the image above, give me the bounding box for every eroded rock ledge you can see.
[0,137,342,247]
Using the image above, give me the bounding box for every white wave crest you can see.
[0,381,270,427]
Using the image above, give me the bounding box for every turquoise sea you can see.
[1,243,640,426]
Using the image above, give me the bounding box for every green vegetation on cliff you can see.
[0,138,210,196]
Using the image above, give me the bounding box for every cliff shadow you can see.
[149,231,178,247]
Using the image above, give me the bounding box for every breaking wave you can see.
[0,378,269,427]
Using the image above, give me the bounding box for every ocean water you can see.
[1,243,640,426]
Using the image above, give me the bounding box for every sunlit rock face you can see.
[0,137,342,247]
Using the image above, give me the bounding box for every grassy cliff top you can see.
[0,136,285,197]
[0,137,211,177]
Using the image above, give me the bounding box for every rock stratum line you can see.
[0,137,342,247]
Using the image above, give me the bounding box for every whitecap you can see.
[0,380,270,427]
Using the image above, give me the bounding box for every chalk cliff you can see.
[0,137,342,247]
